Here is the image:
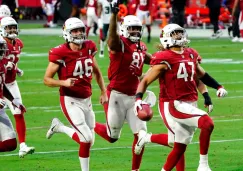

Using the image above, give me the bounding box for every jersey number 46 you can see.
[73,59,93,78]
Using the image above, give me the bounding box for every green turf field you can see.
[0,35,242,171]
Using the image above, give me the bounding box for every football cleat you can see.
[46,118,63,139]
[197,165,212,171]
[211,30,223,39]
[19,144,35,158]
[134,130,151,155]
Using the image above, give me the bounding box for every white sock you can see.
[58,125,76,139]
[147,134,152,143]
[79,157,89,171]
[20,142,26,148]
[161,168,166,171]
[199,154,208,165]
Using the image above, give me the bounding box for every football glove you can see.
[134,99,147,116]
[12,99,26,113]
[202,92,213,114]
[17,68,24,77]
[110,0,120,14]
[0,98,6,108]
[216,87,227,98]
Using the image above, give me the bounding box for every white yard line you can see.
[0,138,243,157]
[19,89,243,95]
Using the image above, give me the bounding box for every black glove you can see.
[110,1,120,14]
[202,92,213,114]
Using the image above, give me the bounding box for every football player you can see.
[134,23,227,171]
[135,0,153,43]
[97,0,113,57]
[135,79,213,171]
[85,0,99,37]
[0,16,35,158]
[44,17,107,171]
[94,1,152,170]
[0,36,18,152]
[40,0,56,28]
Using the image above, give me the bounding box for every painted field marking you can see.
[0,138,243,157]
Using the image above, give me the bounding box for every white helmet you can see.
[0,17,18,39]
[119,15,143,42]
[160,24,190,49]
[0,36,7,59]
[63,17,86,45]
[0,5,11,18]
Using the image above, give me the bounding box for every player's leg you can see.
[4,81,35,157]
[145,11,152,43]
[60,96,94,171]
[95,90,126,143]
[168,100,213,171]
[92,14,98,35]
[0,109,17,152]
[98,19,104,57]
[43,3,54,27]
[159,101,186,171]
[126,99,147,171]
[86,13,93,37]
[99,24,109,57]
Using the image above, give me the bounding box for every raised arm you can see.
[107,1,122,52]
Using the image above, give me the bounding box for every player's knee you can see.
[7,138,17,151]
[0,138,17,152]
[198,115,214,131]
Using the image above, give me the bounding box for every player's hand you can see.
[0,98,6,109]
[100,91,108,105]
[110,0,120,14]
[134,99,147,116]
[17,68,24,77]
[98,18,103,29]
[216,86,227,98]
[143,90,156,107]
[6,61,15,70]
[202,92,213,114]
[62,78,78,87]
[12,99,26,113]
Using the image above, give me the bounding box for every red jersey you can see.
[5,38,23,84]
[137,0,152,11]
[240,0,243,10]
[151,48,199,102]
[49,40,97,98]
[87,0,97,8]
[107,36,147,96]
